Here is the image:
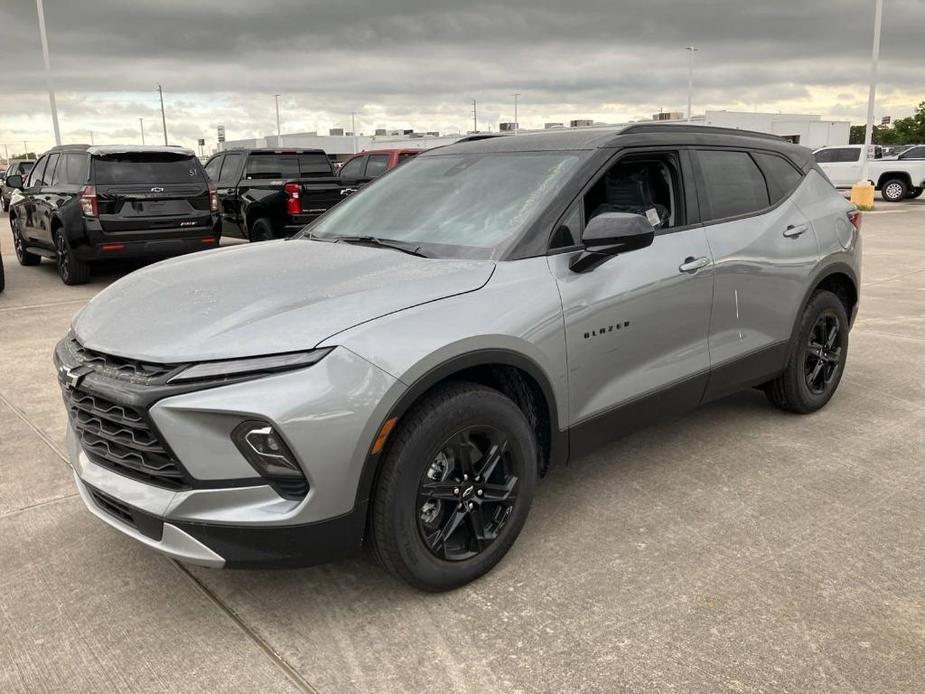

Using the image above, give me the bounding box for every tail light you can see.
[208,181,219,213]
[847,209,862,232]
[79,185,98,217]
[285,182,300,216]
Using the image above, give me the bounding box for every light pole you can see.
[859,0,883,189]
[513,93,521,134]
[156,83,168,145]
[472,99,478,133]
[89,130,93,145]
[139,117,145,145]
[274,94,281,145]
[351,111,357,153]
[35,0,60,146]
[686,46,699,122]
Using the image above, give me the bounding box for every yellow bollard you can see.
[850,181,875,211]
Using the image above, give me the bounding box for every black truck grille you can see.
[62,385,189,490]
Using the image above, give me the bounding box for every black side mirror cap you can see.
[570,212,655,273]
[4,174,23,190]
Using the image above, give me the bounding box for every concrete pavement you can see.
[1,203,923,693]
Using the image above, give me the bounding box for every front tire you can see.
[765,290,849,414]
[54,229,90,285]
[1,197,8,212]
[881,178,908,202]
[371,381,538,591]
[906,187,923,199]
[12,217,40,266]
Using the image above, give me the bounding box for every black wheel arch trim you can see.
[791,261,859,351]
[352,348,567,514]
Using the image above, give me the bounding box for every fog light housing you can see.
[232,420,308,500]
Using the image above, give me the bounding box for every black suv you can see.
[6,145,220,285]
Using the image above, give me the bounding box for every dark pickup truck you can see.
[204,148,356,241]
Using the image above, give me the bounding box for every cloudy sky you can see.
[1,0,924,155]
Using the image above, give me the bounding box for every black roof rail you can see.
[619,123,785,142]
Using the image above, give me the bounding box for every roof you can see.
[425,122,798,156]
[219,147,327,155]
[351,148,422,156]
[48,144,196,157]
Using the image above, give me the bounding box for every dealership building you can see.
[217,110,849,160]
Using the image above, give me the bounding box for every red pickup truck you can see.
[337,148,421,184]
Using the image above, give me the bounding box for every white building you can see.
[691,111,850,149]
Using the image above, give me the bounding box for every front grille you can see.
[63,385,189,490]
[65,337,177,384]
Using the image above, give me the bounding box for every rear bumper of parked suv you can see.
[75,215,222,260]
[56,337,401,568]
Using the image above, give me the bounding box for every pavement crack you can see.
[0,390,69,462]
[170,561,321,694]
[0,492,79,520]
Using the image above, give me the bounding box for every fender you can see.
[786,260,860,364]
[351,348,568,513]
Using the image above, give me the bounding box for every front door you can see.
[548,149,714,453]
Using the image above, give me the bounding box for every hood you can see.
[73,240,495,363]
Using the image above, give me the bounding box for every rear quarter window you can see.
[93,155,204,184]
[753,152,804,204]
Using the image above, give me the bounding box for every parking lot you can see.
[1,202,923,693]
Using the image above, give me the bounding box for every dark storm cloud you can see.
[1,0,923,150]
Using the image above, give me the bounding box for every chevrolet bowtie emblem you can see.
[59,365,90,389]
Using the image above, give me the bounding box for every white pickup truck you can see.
[813,144,925,201]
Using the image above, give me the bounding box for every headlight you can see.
[232,420,308,500]
[167,348,331,384]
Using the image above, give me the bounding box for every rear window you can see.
[697,150,770,221]
[93,154,203,184]
[753,152,803,204]
[244,153,331,179]
[814,148,860,164]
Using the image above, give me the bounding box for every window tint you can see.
[38,153,59,186]
[365,154,389,178]
[339,156,365,179]
[902,146,925,159]
[753,152,803,204]
[698,150,770,221]
[62,153,90,185]
[26,157,47,187]
[244,154,298,179]
[814,149,837,163]
[298,153,332,175]
[17,161,35,175]
[94,155,202,184]
[816,147,860,164]
[218,153,243,186]
[204,155,223,181]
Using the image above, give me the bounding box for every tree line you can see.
[850,101,925,146]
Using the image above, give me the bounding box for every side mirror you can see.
[570,212,655,273]
[4,174,23,190]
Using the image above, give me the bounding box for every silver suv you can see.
[56,124,861,590]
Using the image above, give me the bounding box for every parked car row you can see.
[53,124,861,590]
[2,158,36,211]
[3,144,419,285]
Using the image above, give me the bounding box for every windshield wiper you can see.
[332,235,429,258]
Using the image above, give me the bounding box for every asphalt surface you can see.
[1,203,923,693]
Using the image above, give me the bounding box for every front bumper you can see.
[60,343,402,567]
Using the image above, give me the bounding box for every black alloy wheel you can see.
[417,426,518,561]
[804,313,842,395]
[12,219,40,266]
[54,230,90,285]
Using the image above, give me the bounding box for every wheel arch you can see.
[793,263,859,340]
[353,349,567,518]
[876,171,912,189]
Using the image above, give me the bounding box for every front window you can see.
[301,152,582,259]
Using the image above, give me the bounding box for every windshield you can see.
[300,151,582,258]
[93,155,203,184]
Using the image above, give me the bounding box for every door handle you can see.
[783,224,809,238]
[678,256,710,273]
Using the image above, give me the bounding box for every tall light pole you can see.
[859,0,884,188]
[156,83,168,145]
[139,118,145,145]
[513,93,521,134]
[351,111,357,153]
[472,99,478,133]
[274,94,281,145]
[35,0,61,145]
[686,46,699,122]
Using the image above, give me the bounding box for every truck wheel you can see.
[0,253,5,293]
[881,178,908,202]
[54,229,90,285]
[249,218,274,242]
[12,218,40,266]
[370,381,537,591]
[906,187,923,199]
[1,197,8,212]
[765,290,848,414]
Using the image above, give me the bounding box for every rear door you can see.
[693,148,819,399]
[91,152,212,236]
[215,152,244,236]
[20,155,49,243]
[33,152,60,245]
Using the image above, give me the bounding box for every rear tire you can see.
[0,253,5,293]
[54,229,90,285]
[765,290,848,414]
[12,217,40,266]
[248,217,274,242]
[881,178,908,202]
[906,187,923,199]
[371,381,537,591]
